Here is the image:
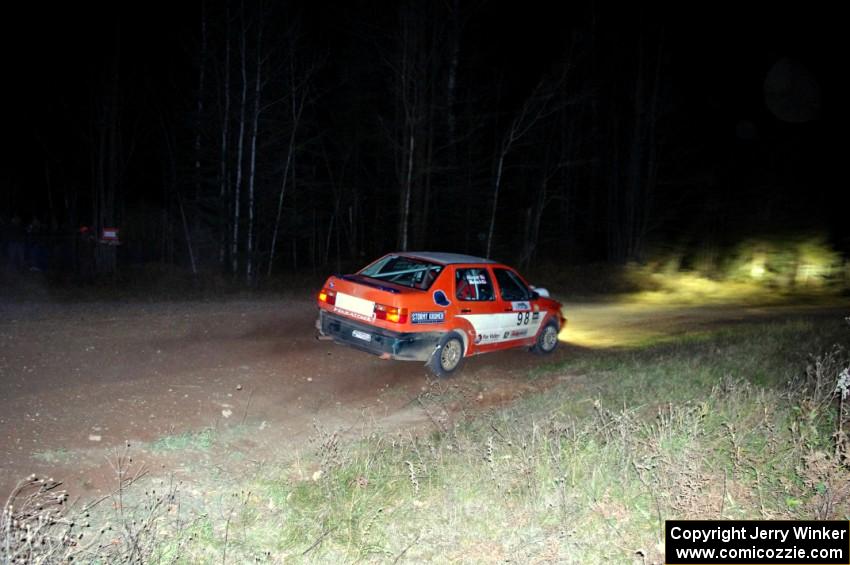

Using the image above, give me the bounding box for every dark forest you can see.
[1,1,842,283]
[2,5,850,561]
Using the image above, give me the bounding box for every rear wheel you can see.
[427,332,465,378]
[532,321,559,355]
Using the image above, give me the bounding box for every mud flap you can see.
[315,312,333,340]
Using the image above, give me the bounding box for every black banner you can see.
[665,520,849,564]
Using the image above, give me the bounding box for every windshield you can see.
[358,255,443,290]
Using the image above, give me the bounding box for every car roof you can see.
[396,251,497,265]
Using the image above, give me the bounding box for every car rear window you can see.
[358,255,443,290]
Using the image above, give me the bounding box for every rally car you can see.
[316,252,565,377]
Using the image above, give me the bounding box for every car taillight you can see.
[318,289,336,305]
[374,303,407,324]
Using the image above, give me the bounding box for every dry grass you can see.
[1,444,190,564]
[6,318,849,563]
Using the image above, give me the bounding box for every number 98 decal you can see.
[516,312,530,326]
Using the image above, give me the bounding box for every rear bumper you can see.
[317,310,442,362]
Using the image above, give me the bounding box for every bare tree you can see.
[218,2,232,267]
[267,49,314,276]
[88,24,138,276]
[230,0,248,275]
[159,111,197,274]
[244,5,264,283]
[518,42,588,268]
[383,2,445,252]
[607,28,665,262]
[194,0,207,204]
[394,6,418,251]
[485,76,562,258]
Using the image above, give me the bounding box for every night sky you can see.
[1,2,842,276]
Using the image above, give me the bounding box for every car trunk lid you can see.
[320,275,417,326]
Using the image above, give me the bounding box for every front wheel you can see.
[427,332,465,378]
[531,321,559,355]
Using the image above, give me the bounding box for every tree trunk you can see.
[44,163,56,231]
[231,4,248,275]
[446,0,459,154]
[218,3,231,268]
[640,30,664,258]
[178,193,198,275]
[485,149,505,258]
[194,0,207,204]
[399,132,414,251]
[245,15,262,284]
[607,110,622,262]
[268,54,307,276]
[520,174,547,270]
[626,34,646,261]
[92,33,123,277]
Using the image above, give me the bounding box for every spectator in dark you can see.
[26,216,48,272]
[0,216,6,264]
[6,216,25,271]
[76,225,96,283]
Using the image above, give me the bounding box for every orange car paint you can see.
[316,252,565,366]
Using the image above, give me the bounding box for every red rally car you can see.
[316,252,566,377]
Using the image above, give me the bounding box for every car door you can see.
[492,267,544,346]
[452,266,505,351]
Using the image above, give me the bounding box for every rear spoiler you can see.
[340,274,401,294]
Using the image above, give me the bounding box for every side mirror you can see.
[531,290,540,300]
[531,286,550,298]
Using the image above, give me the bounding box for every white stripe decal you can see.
[458,313,543,345]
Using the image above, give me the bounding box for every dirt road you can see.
[0,296,846,497]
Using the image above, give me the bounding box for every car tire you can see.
[532,321,559,355]
[427,332,465,378]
